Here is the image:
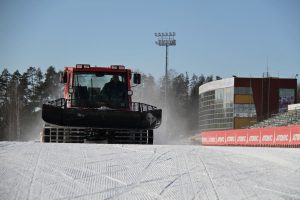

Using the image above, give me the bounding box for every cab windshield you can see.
[72,72,128,108]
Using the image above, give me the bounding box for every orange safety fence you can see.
[201,125,300,147]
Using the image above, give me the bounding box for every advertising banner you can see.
[200,125,300,147]
[235,130,248,146]
[216,131,226,146]
[260,128,274,146]
[291,126,300,145]
[274,127,290,145]
[225,130,236,145]
[201,131,216,145]
[247,129,260,146]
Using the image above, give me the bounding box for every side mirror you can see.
[133,73,141,84]
[60,71,67,83]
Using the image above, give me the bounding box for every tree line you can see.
[0,66,216,141]
[0,66,61,141]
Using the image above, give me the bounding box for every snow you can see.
[0,142,300,199]
[33,107,41,112]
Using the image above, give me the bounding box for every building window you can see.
[279,88,295,112]
[234,104,256,117]
[199,87,234,131]
[234,87,253,95]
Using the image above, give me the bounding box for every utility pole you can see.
[154,32,176,107]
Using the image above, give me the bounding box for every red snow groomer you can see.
[42,64,161,144]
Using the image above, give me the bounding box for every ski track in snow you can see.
[0,142,300,200]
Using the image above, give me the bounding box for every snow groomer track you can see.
[1,142,300,200]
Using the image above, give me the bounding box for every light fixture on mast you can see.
[154,32,176,106]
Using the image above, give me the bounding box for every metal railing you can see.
[46,98,67,108]
[45,98,159,112]
[131,102,157,112]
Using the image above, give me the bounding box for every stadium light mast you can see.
[154,32,176,106]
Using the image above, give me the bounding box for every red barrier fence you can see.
[201,125,300,147]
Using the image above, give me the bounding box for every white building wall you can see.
[199,77,235,95]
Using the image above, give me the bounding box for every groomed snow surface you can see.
[1,142,300,200]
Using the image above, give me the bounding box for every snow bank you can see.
[0,142,300,199]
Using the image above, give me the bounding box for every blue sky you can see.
[0,0,299,80]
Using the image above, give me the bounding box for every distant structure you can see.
[154,32,176,106]
[198,76,297,132]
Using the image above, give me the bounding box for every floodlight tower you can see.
[154,32,176,106]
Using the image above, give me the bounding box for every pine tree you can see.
[171,74,186,107]
[20,68,44,141]
[0,69,11,139]
[205,75,213,83]
[24,67,45,111]
[7,70,22,140]
[26,67,36,100]
[19,72,30,106]
[34,67,44,104]
[42,66,62,100]
[184,72,190,109]
[0,68,11,102]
